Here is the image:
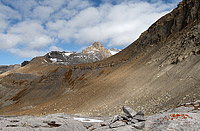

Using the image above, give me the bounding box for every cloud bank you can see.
[0,0,180,58]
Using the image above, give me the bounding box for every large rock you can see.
[122,106,137,118]
[133,111,145,121]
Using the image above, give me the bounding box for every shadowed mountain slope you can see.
[0,0,199,116]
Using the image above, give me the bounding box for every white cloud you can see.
[40,0,66,10]
[33,6,54,21]
[0,4,21,20]
[47,20,67,32]
[1,0,37,20]
[52,9,78,20]
[49,45,63,51]
[0,21,54,57]
[0,34,21,49]
[0,20,7,33]
[29,36,53,49]
[8,21,53,49]
[9,48,45,58]
[67,0,92,10]
[0,0,181,58]
[52,1,177,47]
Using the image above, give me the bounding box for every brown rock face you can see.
[82,42,112,58]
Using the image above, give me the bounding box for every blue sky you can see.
[0,0,181,65]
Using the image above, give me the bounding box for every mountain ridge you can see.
[21,42,120,66]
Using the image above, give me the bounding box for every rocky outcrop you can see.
[82,42,112,58]
[142,0,200,65]
[107,106,145,130]
[21,61,30,67]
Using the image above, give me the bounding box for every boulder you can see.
[122,106,137,118]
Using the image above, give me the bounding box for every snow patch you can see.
[109,50,118,55]
[48,53,51,57]
[73,117,103,123]
[43,59,48,63]
[50,58,58,63]
[64,52,72,57]
[88,50,95,53]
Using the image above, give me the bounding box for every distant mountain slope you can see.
[0,0,199,117]
[0,64,20,74]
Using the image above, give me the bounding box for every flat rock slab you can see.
[0,114,93,131]
[145,113,200,130]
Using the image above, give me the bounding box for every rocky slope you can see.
[0,0,199,120]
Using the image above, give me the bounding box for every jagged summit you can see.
[46,42,119,65]
[82,41,112,58]
[82,42,107,53]
[85,42,104,50]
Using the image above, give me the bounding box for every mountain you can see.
[0,0,199,118]
[0,64,20,74]
[46,42,119,65]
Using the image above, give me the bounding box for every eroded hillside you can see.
[0,0,199,116]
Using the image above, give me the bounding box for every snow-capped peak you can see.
[46,42,121,65]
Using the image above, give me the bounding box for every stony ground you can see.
[0,100,200,131]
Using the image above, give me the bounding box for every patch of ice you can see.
[73,117,103,123]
